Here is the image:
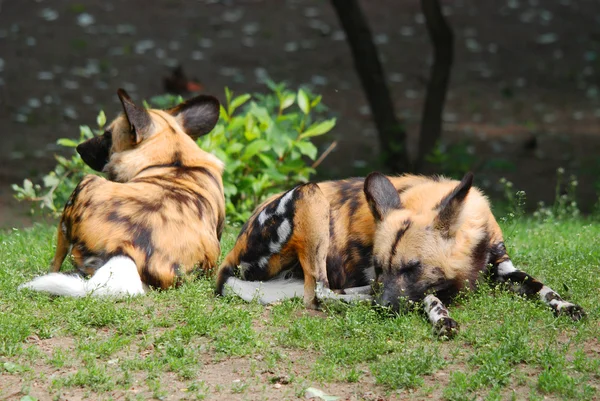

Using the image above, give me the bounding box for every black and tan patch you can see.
[217,170,586,332]
[49,88,225,290]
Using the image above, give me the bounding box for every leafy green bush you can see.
[206,82,334,222]
[12,83,335,224]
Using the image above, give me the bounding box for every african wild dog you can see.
[216,172,585,336]
[20,89,225,297]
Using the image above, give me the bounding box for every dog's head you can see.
[76,89,220,180]
[364,172,487,311]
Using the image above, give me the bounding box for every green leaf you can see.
[55,155,69,166]
[96,110,106,128]
[257,153,275,167]
[244,114,259,141]
[22,179,34,196]
[280,93,296,111]
[79,125,94,139]
[297,89,310,114]
[20,396,38,401]
[299,118,336,139]
[244,127,260,142]
[225,87,232,105]
[265,79,280,92]
[223,182,238,197]
[241,139,269,161]
[43,174,60,188]
[3,362,23,373]
[57,138,78,148]
[272,141,287,159]
[225,142,244,154]
[295,141,318,160]
[263,167,288,181]
[229,94,251,115]
[249,103,272,127]
[219,104,229,121]
[310,95,322,108]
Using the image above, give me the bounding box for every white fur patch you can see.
[258,189,296,225]
[224,276,373,305]
[497,260,517,276]
[223,274,304,304]
[539,285,573,311]
[269,219,292,253]
[20,256,147,298]
[258,256,270,269]
[257,208,270,226]
[424,294,450,324]
[276,189,295,215]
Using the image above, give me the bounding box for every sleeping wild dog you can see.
[21,89,225,297]
[217,172,585,336]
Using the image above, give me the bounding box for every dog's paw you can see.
[557,303,586,321]
[434,317,459,339]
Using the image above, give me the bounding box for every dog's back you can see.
[22,90,224,296]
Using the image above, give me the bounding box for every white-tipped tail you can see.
[223,274,304,304]
[19,256,148,298]
[223,273,374,305]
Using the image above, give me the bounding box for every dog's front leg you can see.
[291,183,331,308]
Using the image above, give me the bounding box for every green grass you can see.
[0,219,599,400]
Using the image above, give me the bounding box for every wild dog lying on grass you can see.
[20,89,225,297]
[216,172,585,336]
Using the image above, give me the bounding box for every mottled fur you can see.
[24,89,225,295]
[217,172,584,336]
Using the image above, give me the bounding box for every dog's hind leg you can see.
[217,183,331,308]
[487,222,585,321]
[49,223,70,272]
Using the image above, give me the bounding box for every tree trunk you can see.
[416,0,454,170]
[330,0,409,172]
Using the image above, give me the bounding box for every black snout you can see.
[377,288,401,313]
[76,131,112,172]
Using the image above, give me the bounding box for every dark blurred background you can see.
[1,0,599,228]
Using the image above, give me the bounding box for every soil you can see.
[1,0,600,229]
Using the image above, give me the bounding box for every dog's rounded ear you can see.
[434,172,474,237]
[364,172,402,222]
[117,89,152,145]
[76,131,112,172]
[166,95,220,138]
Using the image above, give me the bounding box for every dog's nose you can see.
[379,292,399,312]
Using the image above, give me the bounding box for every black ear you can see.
[117,88,152,144]
[76,131,112,172]
[167,95,220,138]
[364,172,401,222]
[434,172,474,236]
